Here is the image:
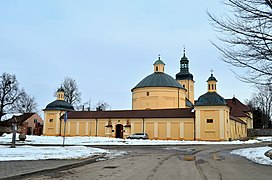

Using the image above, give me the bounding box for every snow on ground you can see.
[231,146,272,166]
[0,133,263,146]
[0,145,108,161]
[256,136,272,142]
[0,134,271,165]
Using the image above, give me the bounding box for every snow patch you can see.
[231,146,272,166]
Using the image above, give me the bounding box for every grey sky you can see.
[0,1,253,114]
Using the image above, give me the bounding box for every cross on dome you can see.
[210,69,214,75]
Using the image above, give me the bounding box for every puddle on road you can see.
[103,166,119,169]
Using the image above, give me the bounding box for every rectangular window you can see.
[207,119,213,123]
[146,92,149,96]
[34,119,37,123]
[49,119,53,123]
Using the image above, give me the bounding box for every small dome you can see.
[207,74,217,82]
[44,100,74,111]
[57,87,64,92]
[195,92,226,106]
[132,72,184,90]
[153,59,165,65]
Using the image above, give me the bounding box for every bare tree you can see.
[56,77,81,106]
[0,73,37,120]
[12,92,38,113]
[248,82,272,128]
[96,101,109,111]
[208,0,272,84]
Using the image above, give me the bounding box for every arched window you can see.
[212,84,214,90]
[156,66,158,71]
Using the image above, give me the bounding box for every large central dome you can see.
[131,56,187,110]
[132,72,184,91]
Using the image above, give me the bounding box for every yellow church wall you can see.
[131,119,144,134]
[58,117,195,140]
[170,122,180,140]
[70,122,77,135]
[229,120,247,140]
[199,109,219,140]
[43,110,65,136]
[144,118,194,140]
[239,117,253,129]
[146,122,154,139]
[184,122,194,140]
[132,87,186,110]
[98,120,107,137]
[158,122,167,139]
[176,79,194,104]
[79,122,86,136]
[195,106,230,141]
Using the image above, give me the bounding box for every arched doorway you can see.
[115,124,123,138]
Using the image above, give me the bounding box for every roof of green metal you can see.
[132,72,184,90]
[44,100,74,111]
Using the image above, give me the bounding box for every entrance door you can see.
[115,124,123,138]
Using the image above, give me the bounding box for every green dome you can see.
[44,100,74,111]
[153,59,165,65]
[132,72,184,90]
[195,92,226,106]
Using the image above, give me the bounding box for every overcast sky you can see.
[0,1,254,114]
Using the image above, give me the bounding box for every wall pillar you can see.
[76,122,79,135]
[195,109,201,139]
[180,121,184,139]
[219,109,225,140]
[43,113,47,135]
[55,113,60,135]
[167,122,171,139]
[85,122,89,135]
[154,122,158,139]
[68,122,71,135]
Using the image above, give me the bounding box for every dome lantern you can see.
[207,70,217,92]
[153,55,165,73]
[57,86,65,100]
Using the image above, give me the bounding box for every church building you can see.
[43,51,253,141]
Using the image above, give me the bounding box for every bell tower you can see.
[175,49,195,104]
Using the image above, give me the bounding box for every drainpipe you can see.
[188,80,190,102]
[59,111,62,136]
[193,107,196,141]
[177,88,180,108]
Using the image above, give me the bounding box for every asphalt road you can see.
[23,144,272,180]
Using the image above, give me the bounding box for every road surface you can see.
[24,144,272,180]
